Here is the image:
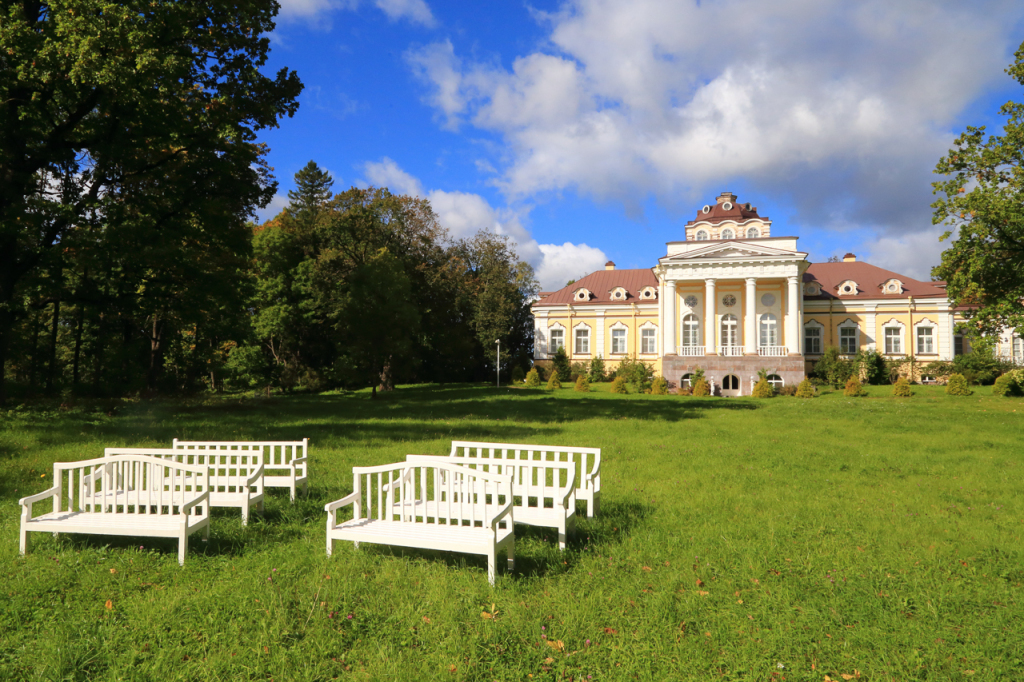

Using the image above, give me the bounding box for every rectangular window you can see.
[575,328,590,354]
[954,335,964,356]
[917,327,934,354]
[1014,336,1023,362]
[885,327,902,354]
[839,326,858,355]
[641,328,656,354]
[804,327,822,355]
[611,328,627,354]
[548,329,564,354]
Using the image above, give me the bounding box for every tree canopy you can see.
[932,40,1024,339]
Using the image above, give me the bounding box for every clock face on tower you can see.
[722,294,737,308]
[684,295,698,308]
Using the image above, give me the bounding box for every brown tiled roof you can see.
[685,201,766,227]
[803,262,946,300]
[532,269,658,307]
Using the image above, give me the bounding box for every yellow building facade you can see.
[531,192,1020,395]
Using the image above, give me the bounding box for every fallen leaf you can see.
[842,675,855,680]
[737,599,743,604]
[422,616,431,623]
[104,599,112,610]
[698,591,709,596]
[480,612,494,620]
[642,566,652,572]
[448,664,457,673]
[544,657,555,664]
[603,627,617,634]
[110,568,117,574]
[696,578,704,587]
[546,640,565,652]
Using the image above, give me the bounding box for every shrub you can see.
[752,377,774,398]
[650,376,669,395]
[617,355,655,394]
[778,385,797,396]
[892,376,912,397]
[952,349,1001,385]
[992,373,1021,397]
[945,373,973,396]
[691,377,710,397]
[813,346,855,388]
[587,356,606,383]
[552,346,571,384]
[524,368,541,387]
[546,373,562,390]
[676,384,692,396]
[858,349,888,385]
[511,366,525,384]
[795,378,816,398]
[570,361,588,382]
[843,377,867,397]
[609,376,627,394]
[574,375,590,393]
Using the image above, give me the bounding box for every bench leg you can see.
[558,520,567,551]
[487,548,497,586]
[241,500,249,527]
[20,527,30,556]
[588,492,600,518]
[179,534,188,566]
[290,480,296,503]
[506,537,515,572]
[326,535,336,557]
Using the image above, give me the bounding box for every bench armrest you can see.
[19,485,60,513]
[325,491,360,514]
[381,467,413,493]
[290,456,308,467]
[557,468,577,507]
[245,464,265,488]
[182,490,210,514]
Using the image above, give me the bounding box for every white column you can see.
[658,281,666,355]
[595,312,605,358]
[744,277,757,355]
[664,282,676,355]
[786,276,799,355]
[865,305,877,351]
[705,278,717,354]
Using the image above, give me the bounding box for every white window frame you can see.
[884,326,903,355]
[611,327,627,355]
[574,324,591,355]
[548,325,565,354]
[746,227,760,238]
[682,314,700,347]
[804,322,823,355]
[915,319,936,355]
[767,374,784,389]
[721,228,735,239]
[695,230,709,241]
[721,314,739,347]
[759,313,778,347]
[838,320,859,355]
[640,323,658,355]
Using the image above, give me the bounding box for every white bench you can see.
[105,447,264,525]
[325,460,515,585]
[406,454,577,549]
[19,454,210,565]
[172,439,308,501]
[450,441,602,517]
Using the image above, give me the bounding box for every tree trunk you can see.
[0,308,10,407]
[378,357,394,392]
[28,310,42,396]
[72,304,84,387]
[93,313,105,395]
[46,299,61,394]
[148,316,163,392]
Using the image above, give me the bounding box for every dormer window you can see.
[639,286,657,300]
[746,227,760,238]
[574,288,592,302]
[721,228,735,239]
[882,279,904,294]
[695,230,709,241]
[837,280,859,296]
[609,287,628,301]
[804,282,821,296]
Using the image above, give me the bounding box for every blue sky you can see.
[258,0,1024,290]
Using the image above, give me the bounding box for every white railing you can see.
[758,346,789,357]
[719,345,744,356]
[677,345,705,356]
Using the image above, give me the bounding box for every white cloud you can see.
[360,158,607,289]
[861,226,949,281]
[255,193,290,223]
[374,0,435,27]
[277,0,434,26]
[407,0,1023,235]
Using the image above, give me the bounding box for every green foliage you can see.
[932,42,1024,339]
[574,375,590,393]
[691,366,707,384]
[992,373,1021,397]
[587,356,606,383]
[570,361,589,382]
[752,377,774,398]
[546,372,562,390]
[615,355,655,394]
[524,368,541,387]
[843,377,867,397]
[511,366,525,384]
[892,376,913,397]
[691,377,710,397]
[813,347,855,388]
[857,349,888,385]
[777,384,797,396]
[795,378,816,398]
[945,373,973,396]
[609,376,627,394]
[650,376,669,395]
[951,348,1002,385]
[551,346,571,384]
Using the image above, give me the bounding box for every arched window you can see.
[746,227,760,239]
[681,373,693,388]
[767,374,783,389]
[720,314,738,348]
[721,228,734,239]
[759,313,778,347]
[695,230,709,241]
[682,314,700,347]
[722,375,739,390]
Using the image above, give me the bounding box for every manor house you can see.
[531,192,1024,396]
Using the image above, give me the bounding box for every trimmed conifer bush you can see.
[610,376,628,394]
[892,376,912,397]
[752,377,774,398]
[524,368,541,387]
[574,375,590,392]
[691,377,710,397]
[795,378,815,398]
[843,377,867,397]
[945,373,972,396]
[992,373,1021,397]
[650,376,669,395]
[511,366,525,384]
[546,373,562,390]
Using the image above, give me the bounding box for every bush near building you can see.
[650,376,669,395]
[752,377,774,398]
[610,376,627,394]
[892,376,913,397]
[844,377,867,397]
[574,375,590,393]
[691,377,710,397]
[587,356,606,383]
[795,378,816,398]
[511,366,525,384]
[546,373,562,390]
[945,373,973,396]
[524,368,541,387]
[992,373,1021,397]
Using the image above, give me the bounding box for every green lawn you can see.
[1,385,1022,681]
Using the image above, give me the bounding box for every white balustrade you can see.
[758,346,789,357]
[719,345,744,357]
[677,345,705,356]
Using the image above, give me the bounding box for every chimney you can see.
[605,261,616,271]
[843,253,856,262]
[717,191,737,205]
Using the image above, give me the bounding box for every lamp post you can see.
[495,339,501,388]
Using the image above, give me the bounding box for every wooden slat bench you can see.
[19,454,210,565]
[325,460,515,585]
[172,439,308,501]
[406,454,577,549]
[105,447,264,525]
[450,441,602,517]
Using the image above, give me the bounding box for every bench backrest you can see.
[104,447,262,494]
[449,441,600,493]
[171,439,306,473]
[407,454,575,512]
[56,454,208,515]
[351,460,512,529]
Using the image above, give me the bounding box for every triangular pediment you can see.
[661,240,803,262]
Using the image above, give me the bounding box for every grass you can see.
[1,383,1022,681]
